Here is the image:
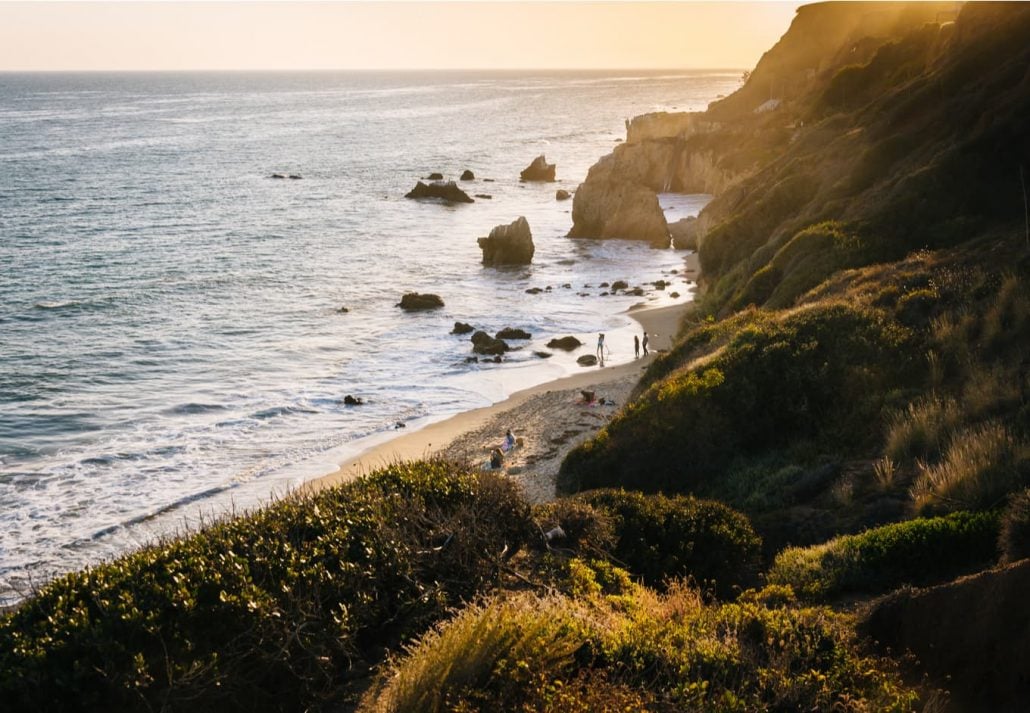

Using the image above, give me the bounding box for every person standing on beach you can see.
[634,334,640,358]
[642,332,649,356]
[597,333,605,360]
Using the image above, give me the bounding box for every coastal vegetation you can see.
[5,1,1030,710]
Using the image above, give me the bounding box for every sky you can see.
[0,1,805,71]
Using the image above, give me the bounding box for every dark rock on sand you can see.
[520,154,556,182]
[398,292,444,311]
[460,169,475,181]
[577,355,599,366]
[478,216,534,266]
[405,181,474,204]
[451,321,475,335]
[555,189,571,201]
[426,172,444,180]
[496,327,531,340]
[471,330,509,355]
[344,395,364,405]
[547,336,582,351]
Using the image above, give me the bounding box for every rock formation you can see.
[451,322,474,335]
[426,172,444,180]
[471,330,509,355]
[546,336,582,351]
[496,327,531,340]
[477,216,535,266]
[460,169,475,181]
[555,189,571,201]
[398,293,444,311]
[577,355,598,366]
[520,155,556,182]
[668,216,699,250]
[405,181,474,204]
[567,155,670,247]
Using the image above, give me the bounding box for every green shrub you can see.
[911,422,1030,513]
[0,462,533,713]
[363,585,919,712]
[573,489,761,593]
[999,489,1030,563]
[560,303,917,496]
[532,499,616,555]
[768,510,1001,599]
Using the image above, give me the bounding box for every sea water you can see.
[0,70,736,604]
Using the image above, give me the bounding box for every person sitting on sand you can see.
[502,428,517,453]
[489,448,504,470]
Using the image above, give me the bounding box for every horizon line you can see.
[0,66,746,74]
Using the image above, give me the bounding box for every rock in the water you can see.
[460,169,475,181]
[478,216,535,266]
[344,395,364,405]
[525,287,543,295]
[398,292,444,311]
[670,291,680,298]
[288,174,303,180]
[555,189,571,201]
[451,321,474,334]
[547,336,582,351]
[337,306,350,313]
[405,181,474,204]
[627,287,645,296]
[611,280,629,291]
[533,351,553,359]
[471,330,509,355]
[567,154,670,246]
[577,354,598,366]
[520,154,556,182]
[474,194,493,199]
[270,173,286,179]
[496,327,531,340]
[426,172,444,180]
[654,279,668,290]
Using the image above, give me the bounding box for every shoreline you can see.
[304,251,697,499]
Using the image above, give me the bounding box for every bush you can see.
[560,302,917,496]
[999,489,1030,563]
[885,395,962,462]
[768,510,1001,599]
[0,462,533,713]
[573,489,761,593]
[364,585,919,712]
[532,499,616,555]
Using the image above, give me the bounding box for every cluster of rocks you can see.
[405,181,474,204]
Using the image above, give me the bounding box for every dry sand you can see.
[305,274,694,502]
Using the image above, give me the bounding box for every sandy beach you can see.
[306,261,696,502]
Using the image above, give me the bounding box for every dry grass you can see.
[873,456,898,492]
[885,396,962,463]
[911,422,1027,513]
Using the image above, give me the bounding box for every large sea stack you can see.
[477,216,535,266]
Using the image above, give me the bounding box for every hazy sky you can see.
[0,1,805,71]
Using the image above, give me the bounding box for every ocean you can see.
[0,70,738,604]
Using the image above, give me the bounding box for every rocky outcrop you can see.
[520,155,556,182]
[405,181,474,204]
[426,172,444,180]
[471,330,509,355]
[477,217,535,266]
[625,111,719,144]
[668,216,699,250]
[555,189,571,201]
[577,355,598,366]
[398,293,444,311]
[451,321,474,335]
[568,175,669,247]
[496,327,531,340]
[546,336,582,351]
[460,169,475,181]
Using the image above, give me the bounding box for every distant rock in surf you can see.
[520,154,556,182]
[405,180,474,204]
[288,174,303,180]
[547,336,582,351]
[344,395,364,406]
[474,194,493,200]
[478,216,534,266]
[555,189,571,201]
[270,173,286,179]
[451,321,475,334]
[471,330,509,355]
[426,172,444,180]
[577,355,599,366]
[496,327,531,340]
[398,292,444,311]
[460,169,475,181]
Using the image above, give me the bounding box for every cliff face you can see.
[568,1,963,250]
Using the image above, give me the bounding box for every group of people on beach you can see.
[595,331,649,366]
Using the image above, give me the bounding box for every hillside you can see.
[3,3,1030,711]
